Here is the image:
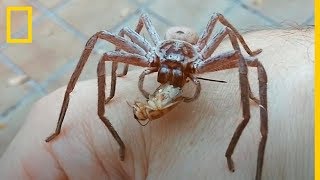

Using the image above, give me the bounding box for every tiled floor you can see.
[0,0,314,155]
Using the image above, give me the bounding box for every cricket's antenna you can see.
[196,77,227,83]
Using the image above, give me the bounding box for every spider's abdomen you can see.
[157,62,186,87]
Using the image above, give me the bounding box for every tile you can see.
[0,91,42,156]
[37,0,68,9]
[304,16,314,25]
[0,65,32,113]
[2,16,84,85]
[0,0,41,42]
[43,52,106,93]
[241,0,314,25]
[57,0,137,37]
[222,5,272,32]
[132,0,152,5]
[149,0,232,32]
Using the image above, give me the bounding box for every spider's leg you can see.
[97,51,151,160]
[139,13,161,46]
[197,52,252,173]
[200,27,233,59]
[105,61,117,104]
[119,27,152,54]
[200,27,260,103]
[246,58,268,180]
[196,13,262,56]
[45,31,147,142]
[97,57,125,160]
[249,85,260,104]
[104,51,151,66]
[116,12,159,76]
[139,67,158,98]
[195,31,267,180]
[116,23,153,77]
[225,31,257,178]
[182,75,201,102]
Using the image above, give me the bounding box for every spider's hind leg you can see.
[97,57,125,160]
[105,61,118,104]
[225,31,267,180]
[249,81,260,105]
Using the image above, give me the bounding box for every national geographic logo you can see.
[6,6,33,44]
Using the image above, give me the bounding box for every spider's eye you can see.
[134,114,138,120]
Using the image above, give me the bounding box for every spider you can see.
[45,13,268,180]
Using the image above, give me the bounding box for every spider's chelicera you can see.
[45,13,268,180]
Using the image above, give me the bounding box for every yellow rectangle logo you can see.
[6,6,33,44]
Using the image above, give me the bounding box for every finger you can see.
[0,74,152,179]
[0,100,68,179]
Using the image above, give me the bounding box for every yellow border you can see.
[6,6,33,44]
[316,0,319,179]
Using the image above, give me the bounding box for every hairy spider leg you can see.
[116,13,161,77]
[45,30,151,160]
[196,13,262,56]
[195,30,268,180]
[107,13,162,103]
[200,27,260,103]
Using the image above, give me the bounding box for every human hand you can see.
[0,29,313,179]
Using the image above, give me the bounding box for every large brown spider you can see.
[45,13,268,180]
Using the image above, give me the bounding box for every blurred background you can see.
[0,0,314,155]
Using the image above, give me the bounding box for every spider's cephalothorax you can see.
[155,39,200,87]
[46,13,268,180]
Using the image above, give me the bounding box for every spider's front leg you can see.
[106,25,154,103]
[106,13,161,102]
[115,13,161,77]
[197,13,262,56]
[195,32,268,180]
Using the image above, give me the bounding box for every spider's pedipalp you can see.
[139,68,158,98]
[182,74,201,102]
[101,51,153,102]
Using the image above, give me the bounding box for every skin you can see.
[0,29,314,180]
